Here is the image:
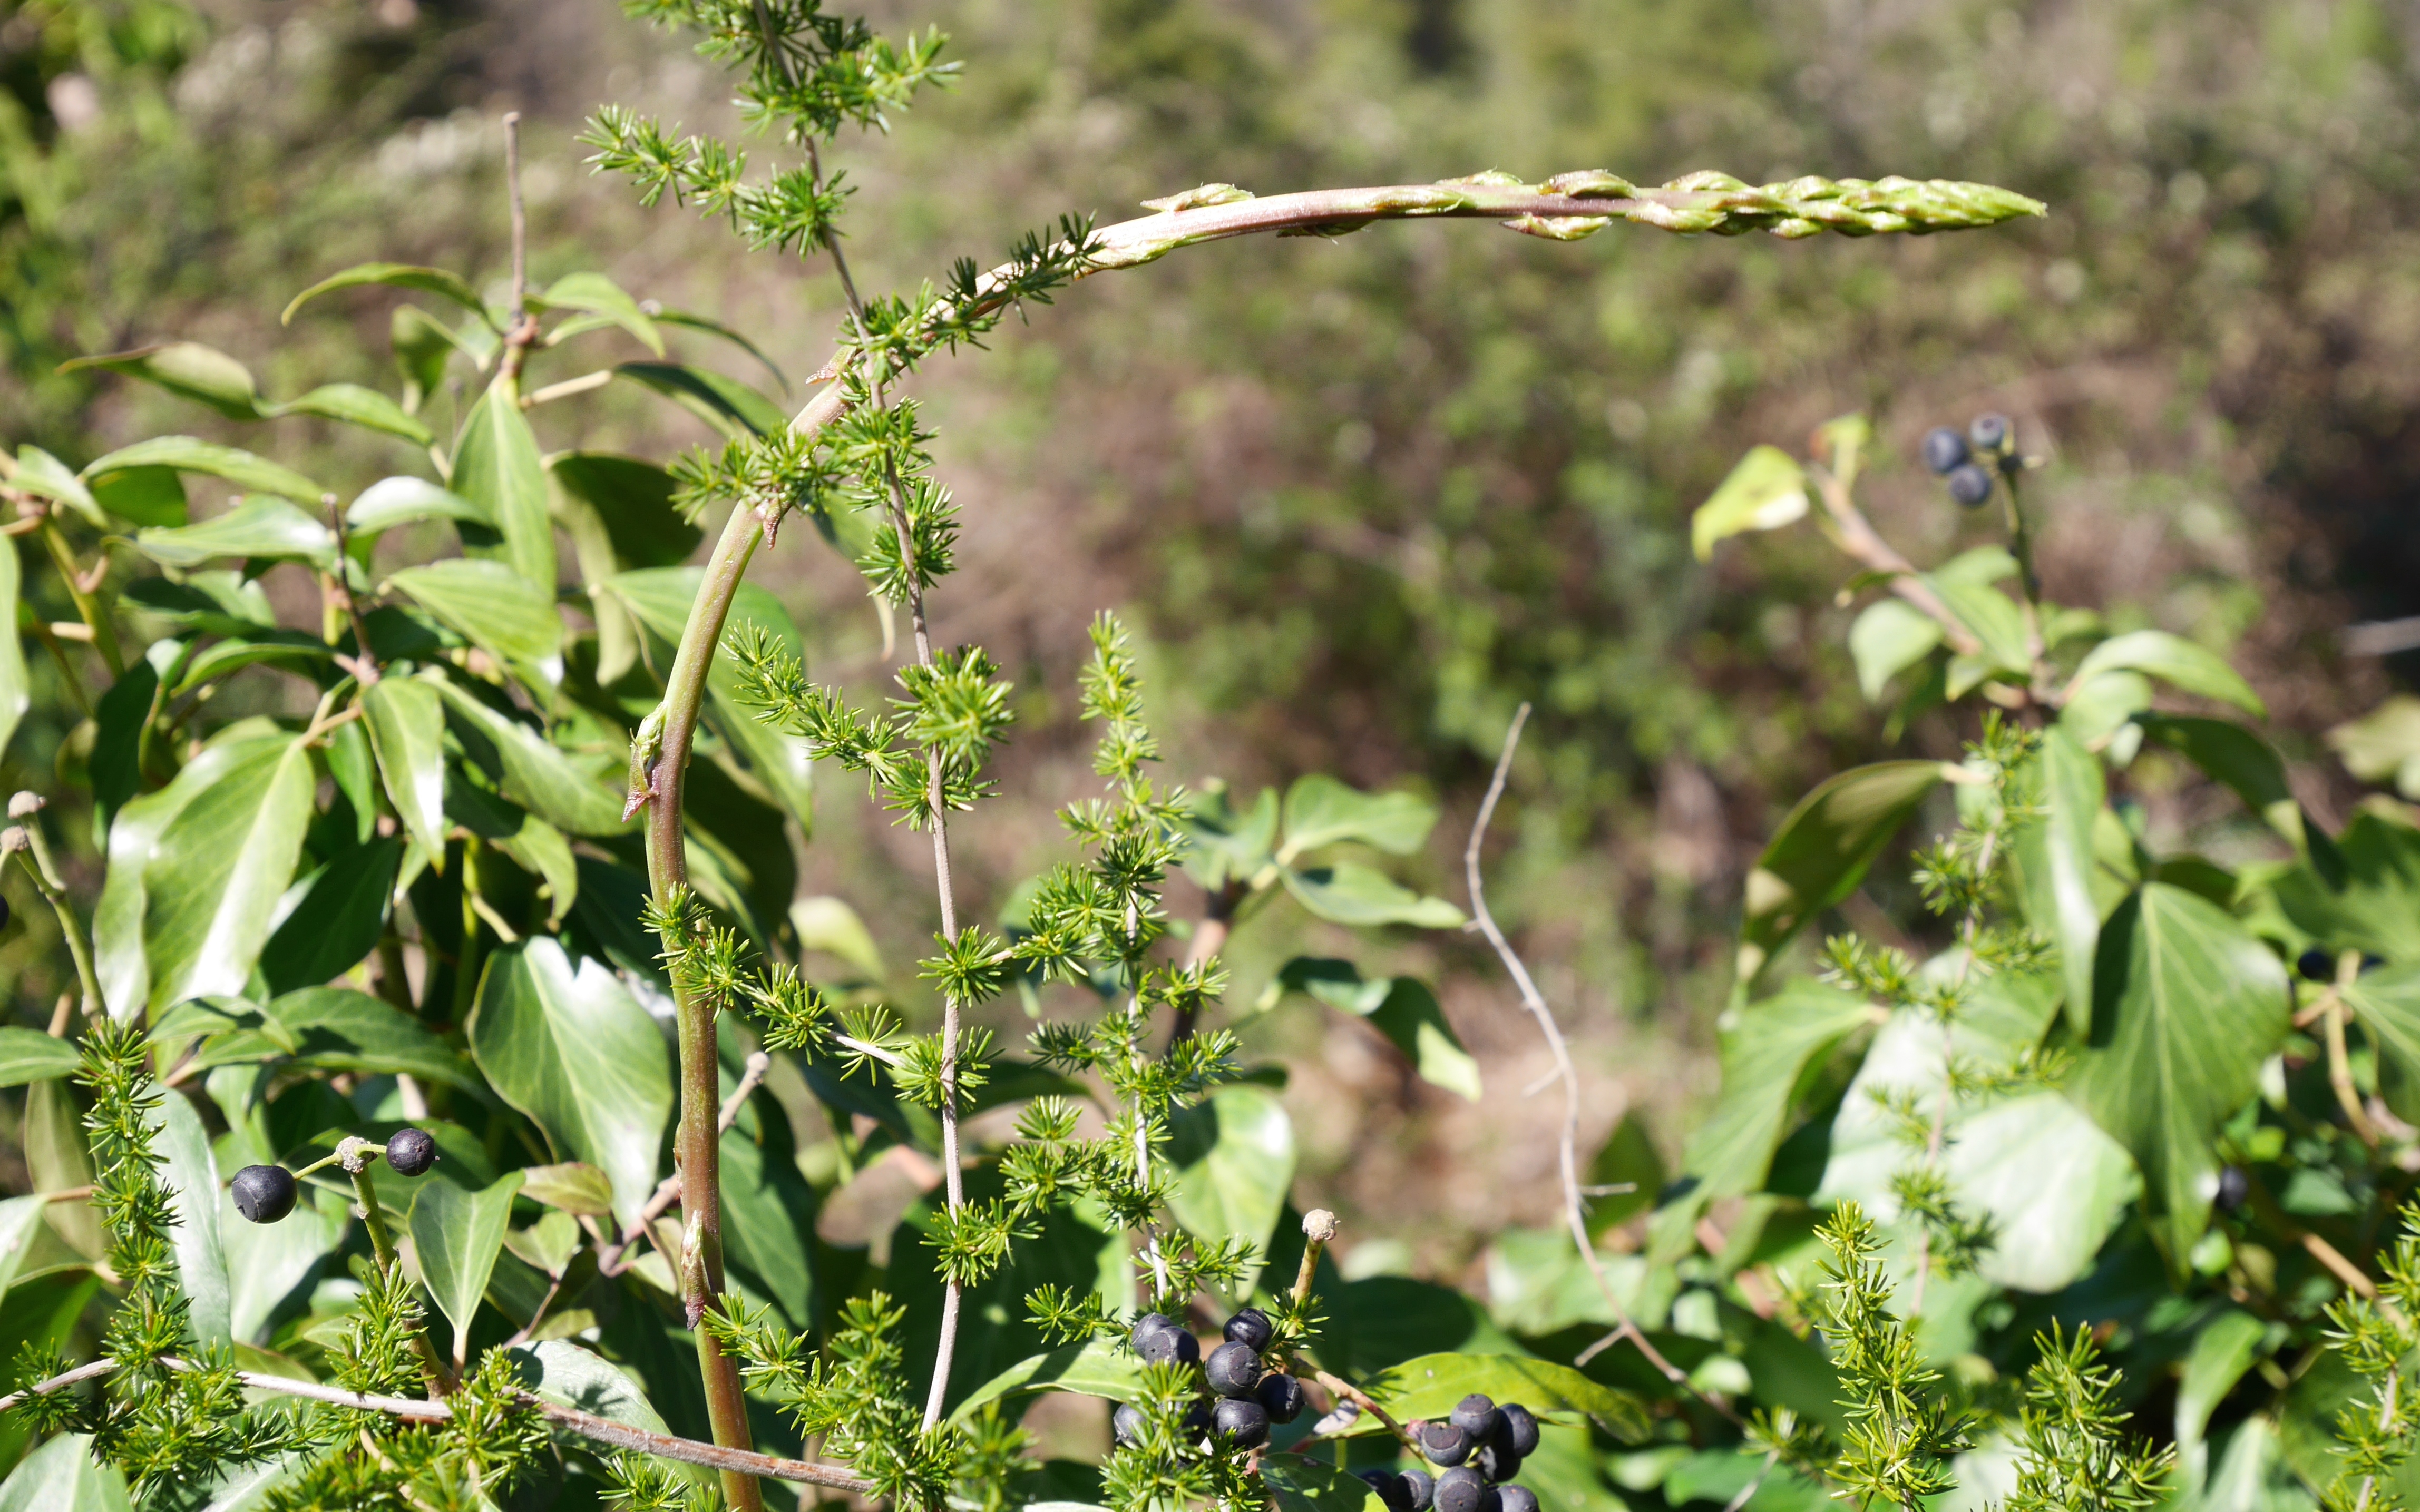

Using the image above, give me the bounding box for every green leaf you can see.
[1165,1085,1295,1298]
[1584,1112,1665,1236]
[1263,1461,1383,1512]
[264,382,432,446]
[347,478,491,539]
[432,678,630,837]
[2330,695,2420,801]
[1279,774,1439,859]
[82,436,325,503]
[121,573,274,635]
[0,535,25,765]
[362,677,448,859]
[12,445,103,526]
[1735,761,1951,984]
[170,633,335,697]
[453,374,557,597]
[1925,576,2029,674]
[2176,1309,2269,1485]
[139,732,318,1013]
[1681,978,1878,1199]
[91,465,187,527]
[150,1087,232,1346]
[1268,961,1480,1100]
[386,561,564,682]
[1847,598,1942,703]
[0,1432,136,1512]
[613,360,787,438]
[0,1028,77,1087]
[2070,630,2265,719]
[1182,786,1279,891]
[652,307,788,388]
[259,841,404,995]
[2138,716,2310,848]
[948,1339,1149,1426]
[223,1181,346,1346]
[2012,725,2106,1037]
[2262,814,2420,963]
[532,272,664,355]
[1691,445,1808,561]
[392,305,466,412]
[2344,963,2420,1124]
[2060,670,2153,748]
[548,453,701,568]
[0,1194,47,1309]
[469,938,672,1225]
[408,1170,525,1361]
[1355,1351,1650,1439]
[2068,883,2292,1263]
[447,782,579,926]
[284,262,496,328]
[60,341,261,419]
[719,1107,822,1329]
[266,988,479,1089]
[791,895,886,981]
[1283,861,1466,929]
[133,496,336,570]
[506,1339,674,1434]
[518,1162,616,1217]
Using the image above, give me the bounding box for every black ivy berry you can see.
[1213,1397,1270,1449]
[384,1126,438,1178]
[1499,1487,1540,1512]
[2298,949,2335,983]
[1920,426,1969,475]
[1401,1469,1436,1512]
[1113,1403,1146,1447]
[1184,1399,1214,1439]
[1451,1395,1501,1442]
[1224,1307,1275,1351]
[2217,1165,2251,1212]
[1497,1403,1539,1458]
[1475,1445,1521,1484]
[1362,1472,1413,1512]
[1435,1466,1487,1512]
[1257,1371,1306,1424]
[1206,1340,1261,1399]
[1421,1421,1473,1467]
[1947,462,1995,508]
[1132,1314,1200,1366]
[231,1164,297,1224]
[1969,413,2012,454]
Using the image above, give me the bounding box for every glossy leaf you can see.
[1584,1112,1665,1235]
[0,1194,46,1308]
[1184,786,1279,891]
[433,678,630,837]
[12,444,103,526]
[1926,576,2029,675]
[533,272,664,355]
[0,1028,77,1087]
[2061,669,2154,749]
[90,465,187,527]
[1355,1351,1650,1438]
[1848,597,1942,703]
[653,306,787,387]
[791,895,885,980]
[140,732,317,1013]
[453,374,557,596]
[82,436,324,503]
[259,840,404,994]
[0,533,25,764]
[2176,1310,2269,1485]
[264,382,432,445]
[2262,814,2420,963]
[284,262,496,328]
[1691,445,1807,560]
[134,496,336,570]
[408,1170,525,1360]
[614,360,786,438]
[2012,725,2106,1036]
[506,1339,674,1432]
[121,573,275,636]
[2344,963,2420,1124]
[2070,629,2265,719]
[2138,715,2308,846]
[362,676,448,859]
[348,476,490,536]
[518,1162,616,1217]
[549,453,700,568]
[1264,1462,1383,1512]
[2330,695,2420,800]
[1165,1085,1295,1297]
[169,632,334,696]
[150,1087,231,1345]
[1681,978,1878,1199]
[1279,773,1438,858]
[392,304,466,411]
[223,1182,346,1346]
[1735,760,1950,983]
[469,938,672,1225]
[61,341,261,419]
[948,1339,1150,1425]
[448,781,579,926]
[387,560,563,681]
[1270,960,1479,1099]
[2068,883,2292,1262]
[269,987,478,1089]
[0,1432,136,1512]
[1283,861,1465,929]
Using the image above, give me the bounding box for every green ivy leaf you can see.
[2068,883,2291,1264]
[1180,786,1278,892]
[387,561,564,684]
[2011,725,2106,1036]
[1263,1461,1383,1512]
[517,1162,616,1217]
[2175,1309,2269,1486]
[1165,1085,1295,1298]
[272,987,476,1089]
[2069,630,2265,719]
[90,465,187,527]
[258,840,403,999]
[447,782,579,927]
[1925,576,2029,675]
[2330,695,2420,801]
[432,678,630,837]
[138,731,317,1014]
[0,1432,136,1512]
[1847,598,1943,703]
[2344,963,2420,1124]
[149,1087,231,1346]
[81,436,325,503]
[133,497,336,570]
[408,1170,525,1362]
[453,374,557,598]
[1267,960,1479,1100]
[0,1195,46,1310]
[168,632,335,697]
[392,306,466,413]
[1354,1351,1651,1439]
[60,341,262,419]
[469,938,672,1226]
[12,445,103,526]
[505,1339,676,1434]
[1691,445,1807,561]
[0,1028,77,1087]
[263,382,433,446]
[947,1339,1149,1426]
[651,307,787,388]
[549,454,702,569]
[1283,861,1465,930]
[613,360,786,438]
[362,677,448,859]
[283,262,497,328]
[223,1182,346,1347]
[1279,773,1439,859]
[347,476,491,536]
[2260,815,2420,963]
[1680,978,1879,1200]
[532,272,664,355]
[2137,715,2310,849]
[1734,761,1951,985]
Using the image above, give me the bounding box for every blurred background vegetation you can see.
[2,0,2414,1280]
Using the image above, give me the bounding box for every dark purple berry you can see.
[1401,1470,1436,1512]
[1130,1312,1176,1350]
[384,1127,437,1178]
[1184,1399,1214,1440]
[1133,1314,1199,1366]
[1421,1420,1472,1467]
[1206,1340,1261,1398]
[1257,1371,1306,1423]
[1497,1403,1539,1458]
[1969,413,2011,454]
[2298,949,2334,983]
[1476,1445,1521,1484]
[1947,462,1994,508]
[1212,1397,1270,1449]
[1920,426,1969,475]
[2217,1166,2251,1212]
[231,1164,297,1224]
[1224,1307,1275,1351]
[1479,1491,1502,1512]
[1450,1395,1500,1441]
[1499,1488,1539,1512]
[1362,1472,1412,1512]
[1113,1403,1145,1446]
[1434,1467,1487,1512]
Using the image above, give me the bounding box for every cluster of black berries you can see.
[1361,1395,1541,1512]
[1114,1307,1305,1454]
[230,1126,437,1224]
[1921,414,2017,508]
